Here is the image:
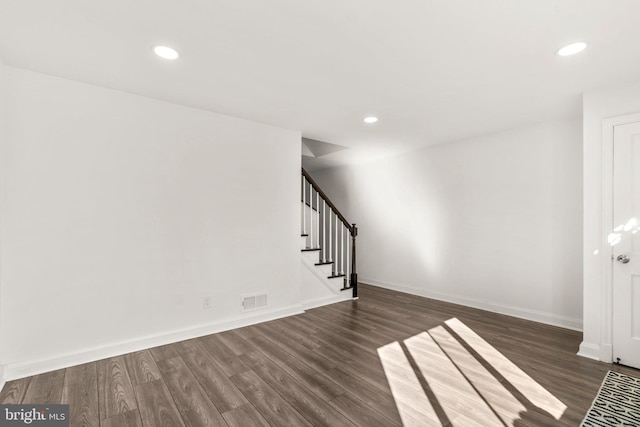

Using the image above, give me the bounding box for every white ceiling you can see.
[1,0,640,171]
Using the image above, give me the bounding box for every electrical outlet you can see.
[202,296,212,309]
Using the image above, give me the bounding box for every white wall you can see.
[0,67,301,378]
[581,80,640,361]
[313,118,583,329]
[0,57,5,387]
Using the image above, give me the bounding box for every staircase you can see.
[301,168,358,302]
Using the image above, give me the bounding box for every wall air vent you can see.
[242,293,268,311]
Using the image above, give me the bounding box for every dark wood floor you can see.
[1,284,637,426]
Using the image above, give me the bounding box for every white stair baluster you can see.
[316,192,320,248]
[346,227,350,285]
[329,210,332,262]
[308,187,314,248]
[339,218,342,275]
[302,177,306,236]
[335,214,339,275]
[322,200,326,262]
[341,223,345,275]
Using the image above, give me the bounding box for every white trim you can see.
[363,278,583,331]
[599,343,613,363]
[301,294,351,310]
[601,116,614,360]
[577,342,601,361]
[596,112,640,364]
[3,304,303,381]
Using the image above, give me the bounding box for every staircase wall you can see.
[301,256,350,309]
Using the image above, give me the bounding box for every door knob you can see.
[617,254,631,264]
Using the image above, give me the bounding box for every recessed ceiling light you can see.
[557,42,587,56]
[364,116,379,124]
[153,45,179,60]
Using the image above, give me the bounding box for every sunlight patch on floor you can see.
[377,341,440,426]
[378,318,567,426]
[428,325,525,425]
[445,317,567,420]
[404,331,503,426]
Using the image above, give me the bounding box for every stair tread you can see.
[301,248,321,252]
[301,233,309,237]
[315,261,333,266]
[327,273,346,278]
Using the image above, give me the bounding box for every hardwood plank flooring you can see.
[149,344,179,362]
[0,376,31,404]
[222,403,270,427]
[124,350,162,386]
[175,340,248,414]
[62,363,99,427]
[329,392,402,427]
[97,355,137,419]
[1,283,638,426]
[155,356,227,426]
[198,335,251,377]
[230,370,312,426]
[134,379,184,427]
[22,369,65,404]
[246,335,345,402]
[101,409,142,427]
[239,350,355,427]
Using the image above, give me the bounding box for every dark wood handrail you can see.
[301,168,354,235]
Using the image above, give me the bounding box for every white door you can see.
[612,121,640,369]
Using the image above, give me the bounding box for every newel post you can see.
[351,223,358,299]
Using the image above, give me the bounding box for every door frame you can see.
[601,112,640,363]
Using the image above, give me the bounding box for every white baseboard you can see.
[2,304,304,381]
[362,278,583,331]
[577,342,601,361]
[301,293,351,310]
